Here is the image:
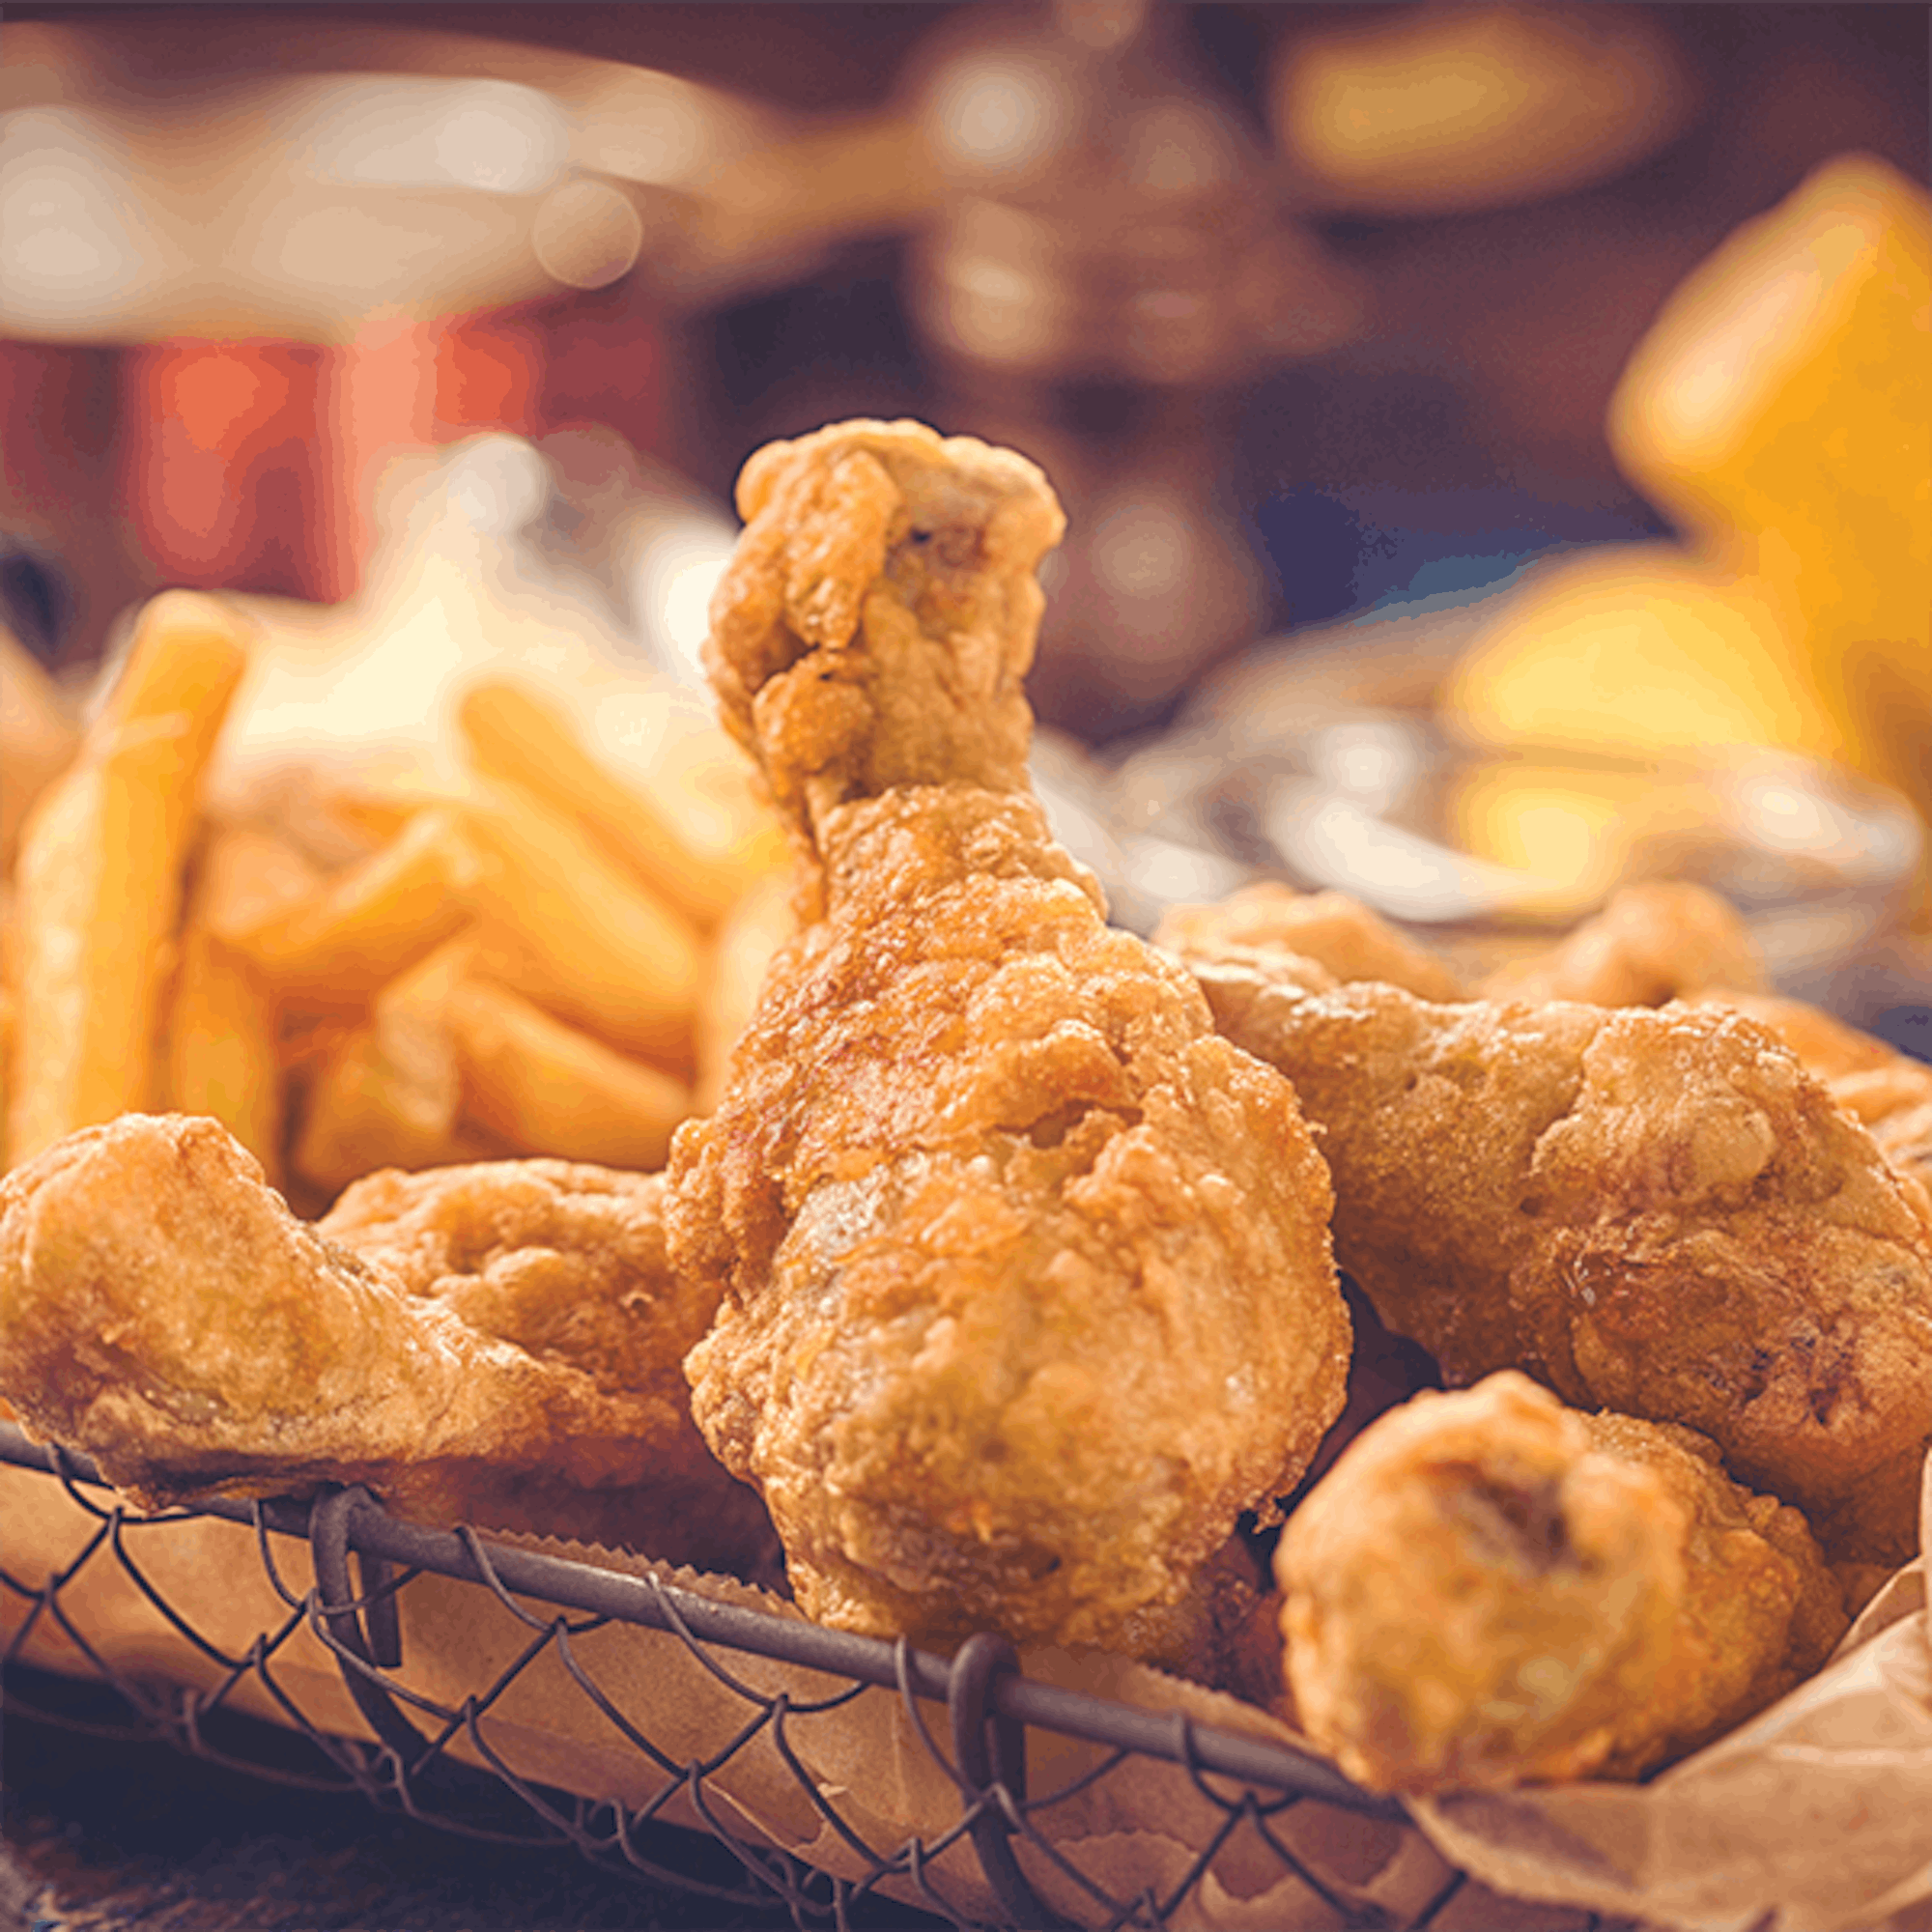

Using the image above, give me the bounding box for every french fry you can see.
[158,823,297,1182]
[234,806,479,1008]
[8,591,251,1166]
[192,821,325,945]
[0,982,13,1171]
[457,778,702,1069]
[696,868,795,1113]
[314,787,427,852]
[448,977,692,1170]
[289,937,471,1198]
[1,625,79,869]
[458,680,781,925]
[290,1028,456,1199]
[161,928,282,1183]
[210,755,432,872]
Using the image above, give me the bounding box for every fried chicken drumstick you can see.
[0,1114,775,1571]
[1169,944,1932,1568]
[1278,1373,1846,1793]
[668,420,1350,1651]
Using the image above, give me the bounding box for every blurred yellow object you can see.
[1452,155,1931,848]
[0,629,78,870]
[1608,153,1931,817]
[1608,155,1930,582]
[162,928,282,1179]
[1451,765,1634,896]
[1275,5,1697,216]
[1448,547,1838,754]
[9,592,250,1166]
[193,822,326,945]
[1447,758,1760,912]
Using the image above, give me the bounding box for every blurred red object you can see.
[0,289,668,611]
[121,338,345,600]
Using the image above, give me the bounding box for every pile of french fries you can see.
[1,591,794,1210]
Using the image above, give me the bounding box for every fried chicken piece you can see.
[1477,881,1932,1195]
[1153,882,1466,1001]
[1177,953,1932,1566]
[0,1114,774,1572]
[1114,1535,1275,1693]
[668,420,1350,1652]
[1482,880,1769,1006]
[1277,1373,1846,1793]
[1459,868,1932,1214]
[1688,988,1932,1204]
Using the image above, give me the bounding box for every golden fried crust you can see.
[1181,960,1932,1565]
[704,418,1065,914]
[671,421,1349,1652]
[1689,988,1932,1208]
[1154,884,1466,1002]
[1279,1375,1847,1793]
[672,792,1348,1649]
[1520,1003,1932,1553]
[1113,1535,1273,1693]
[1579,1409,1845,1773]
[0,1116,773,1571]
[1186,957,1602,1376]
[319,1161,707,1412]
[1280,1375,1688,1792]
[1483,881,1770,1007]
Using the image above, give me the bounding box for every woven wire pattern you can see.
[0,1424,1641,1932]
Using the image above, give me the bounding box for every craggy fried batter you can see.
[322,1157,700,1404]
[1688,988,1932,1206]
[1470,877,1932,1206]
[0,1115,773,1570]
[1482,880,1770,1007]
[1278,1373,1846,1793]
[1177,952,1932,1567]
[669,421,1350,1652]
[1153,883,1466,1001]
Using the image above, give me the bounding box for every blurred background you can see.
[3,1,1928,1012]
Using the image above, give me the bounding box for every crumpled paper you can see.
[4,1454,1930,1932]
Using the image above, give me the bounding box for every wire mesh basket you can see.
[0,1419,1652,1931]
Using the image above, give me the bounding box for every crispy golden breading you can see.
[1154,883,1466,1001]
[1689,988,1932,1205]
[1115,1536,1275,1694]
[1476,877,1932,1208]
[1482,880,1769,1007]
[669,421,1350,1652]
[1179,954,1932,1566]
[701,419,1051,919]
[1278,1374,1846,1793]
[0,1115,773,1571]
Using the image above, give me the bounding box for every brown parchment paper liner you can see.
[5,1454,1931,1932]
